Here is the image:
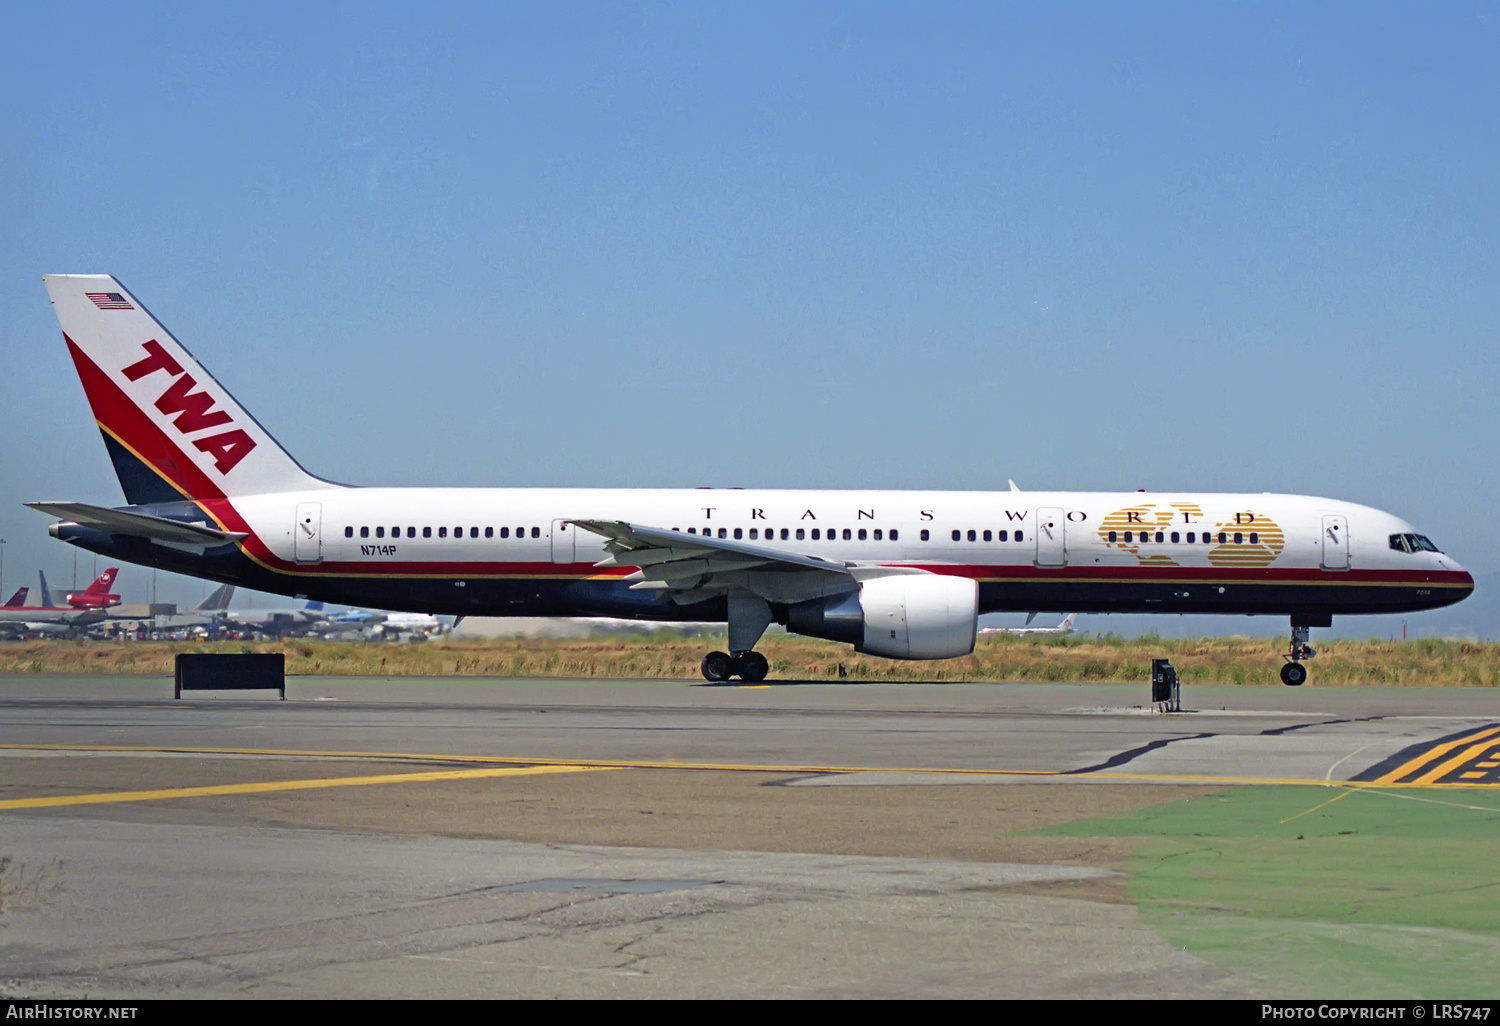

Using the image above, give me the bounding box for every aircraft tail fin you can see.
[192,584,236,613]
[1058,613,1077,632]
[41,275,330,504]
[3,587,27,608]
[39,571,55,609]
[81,567,118,596]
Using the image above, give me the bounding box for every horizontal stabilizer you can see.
[26,502,248,547]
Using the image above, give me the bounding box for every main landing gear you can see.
[701,594,774,684]
[701,650,769,683]
[1280,615,1327,687]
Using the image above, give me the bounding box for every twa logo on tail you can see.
[43,274,323,501]
[120,340,257,474]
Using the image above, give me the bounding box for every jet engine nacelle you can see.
[787,573,978,660]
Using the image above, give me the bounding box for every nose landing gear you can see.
[1280,616,1326,686]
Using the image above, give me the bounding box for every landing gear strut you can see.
[701,650,769,683]
[701,594,775,683]
[1280,616,1324,687]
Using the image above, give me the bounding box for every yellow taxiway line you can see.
[1370,725,1500,786]
[0,763,613,812]
[3,743,1500,794]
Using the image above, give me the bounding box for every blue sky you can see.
[0,2,1495,633]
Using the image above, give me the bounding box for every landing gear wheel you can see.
[737,651,769,683]
[701,651,734,682]
[1280,662,1307,687]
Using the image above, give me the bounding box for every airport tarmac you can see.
[1,674,1498,998]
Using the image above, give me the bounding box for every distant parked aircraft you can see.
[3,587,28,608]
[64,567,121,609]
[981,613,1078,636]
[0,571,109,637]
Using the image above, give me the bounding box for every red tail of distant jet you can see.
[2,587,28,608]
[65,567,121,610]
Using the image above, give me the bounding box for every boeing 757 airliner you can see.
[27,275,1473,684]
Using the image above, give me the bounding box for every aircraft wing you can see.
[570,520,924,605]
[26,502,248,547]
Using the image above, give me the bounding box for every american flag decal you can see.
[86,292,133,310]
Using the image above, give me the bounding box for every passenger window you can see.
[780,529,789,540]
[516,527,524,538]
[1015,530,1023,542]
[360,526,369,538]
[998,530,1007,542]
[485,527,493,538]
[688,527,696,534]
[796,528,805,541]
[392,527,400,537]
[749,528,758,540]
[407,527,415,538]
[873,529,882,540]
[344,526,353,538]
[531,527,539,538]
[733,528,742,540]
[843,528,852,540]
[966,529,976,542]
[858,528,867,541]
[920,529,929,541]
[1124,531,1133,543]
[982,530,991,542]
[718,528,726,539]
[811,529,820,540]
[952,530,962,542]
[376,527,385,538]
[1108,531,1117,543]
[455,527,463,537]
[1218,532,1228,544]
[439,527,447,538]
[500,527,509,539]
[423,527,432,538]
[1249,532,1258,544]
[890,529,898,541]
[470,527,478,538]
[1155,532,1164,543]
[1234,532,1243,544]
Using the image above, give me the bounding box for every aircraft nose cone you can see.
[1438,556,1475,590]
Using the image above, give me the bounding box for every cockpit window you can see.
[1389,534,1411,553]
[1391,533,1443,554]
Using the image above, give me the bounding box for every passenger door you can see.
[1035,507,1066,567]
[294,502,322,564]
[551,519,576,564]
[1321,515,1349,570]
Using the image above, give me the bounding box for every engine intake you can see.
[787,574,978,660]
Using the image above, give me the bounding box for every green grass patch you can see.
[1036,786,1500,996]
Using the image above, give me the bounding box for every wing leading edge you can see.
[569,519,929,607]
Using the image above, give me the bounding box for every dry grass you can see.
[1,632,1497,686]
